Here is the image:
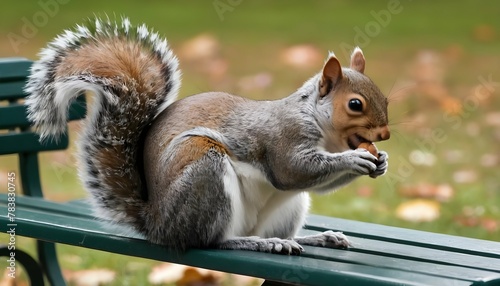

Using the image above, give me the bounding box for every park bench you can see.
[1,57,500,286]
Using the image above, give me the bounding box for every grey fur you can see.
[216,237,304,255]
[295,231,351,248]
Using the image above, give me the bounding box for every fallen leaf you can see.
[454,216,499,233]
[408,150,436,166]
[453,169,478,184]
[178,34,220,62]
[0,267,26,286]
[281,44,323,69]
[471,83,495,105]
[443,44,464,62]
[357,186,374,197]
[149,263,186,284]
[204,58,229,82]
[412,50,444,82]
[434,184,454,202]
[229,274,264,286]
[177,34,228,82]
[439,96,462,115]
[473,24,496,42]
[480,153,498,167]
[409,50,463,115]
[485,112,500,127]
[453,205,499,232]
[64,269,115,286]
[443,149,464,163]
[399,184,454,202]
[481,218,499,232]
[238,72,273,92]
[465,122,481,137]
[178,267,223,286]
[148,263,224,285]
[454,216,480,227]
[396,199,440,222]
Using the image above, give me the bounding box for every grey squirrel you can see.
[25,17,390,254]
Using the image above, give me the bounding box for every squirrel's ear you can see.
[319,54,343,97]
[350,47,365,73]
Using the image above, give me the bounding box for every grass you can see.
[1,0,499,284]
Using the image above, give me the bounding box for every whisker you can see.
[389,120,416,127]
[387,83,417,103]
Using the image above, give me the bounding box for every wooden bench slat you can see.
[0,58,31,80]
[0,200,483,286]
[305,215,500,258]
[0,97,86,129]
[299,229,500,274]
[6,195,93,220]
[16,194,500,274]
[0,80,27,100]
[299,241,499,282]
[0,103,29,129]
[0,132,69,155]
[2,195,499,285]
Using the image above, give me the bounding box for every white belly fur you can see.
[223,159,310,240]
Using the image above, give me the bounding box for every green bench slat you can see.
[0,97,86,129]
[299,229,500,274]
[0,80,28,100]
[0,202,482,286]
[0,132,69,155]
[9,195,500,274]
[13,195,500,278]
[1,195,499,285]
[0,58,31,80]
[0,58,31,100]
[0,103,26,128]
[299,239,498,282]
[2,195,93,220]
[305,215,500,259]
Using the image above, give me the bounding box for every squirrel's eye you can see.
[348,99,363,112]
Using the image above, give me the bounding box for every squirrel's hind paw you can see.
[216,237,304,255]
[294,230,351,249]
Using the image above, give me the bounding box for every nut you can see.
[358,142,379,158]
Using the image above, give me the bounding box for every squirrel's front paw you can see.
[369,151,389,178]
[345,149,378,175]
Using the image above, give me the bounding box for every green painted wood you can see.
[0,96,86,129]
[0,58,31,80]
[37,241,65,286]
[0,132,69,155]
[0,58,31,100]
[8,196,93,219]
[17,151,66,285]
[1,195,500,286]
[0,80,27,100]
[305,215,500,258]
[0,103,27,128]
[299,228,500,273]
[0,200,480,286]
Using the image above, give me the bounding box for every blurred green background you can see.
[1,0,499,285]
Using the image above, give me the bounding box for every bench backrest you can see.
[0,58,86,196]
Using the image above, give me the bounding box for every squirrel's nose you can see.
[375,125,390,141]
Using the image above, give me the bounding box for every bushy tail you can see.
[25,17,181,231]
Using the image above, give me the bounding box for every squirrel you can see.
[25,17,390,255]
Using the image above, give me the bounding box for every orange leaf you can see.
[396,199,440,222]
